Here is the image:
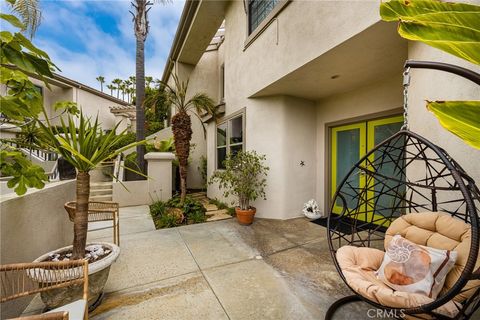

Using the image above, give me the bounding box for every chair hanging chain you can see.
[401,67,411,130]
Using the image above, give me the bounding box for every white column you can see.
[145,152,175,202]
[114,114,131,134]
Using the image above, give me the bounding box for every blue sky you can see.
[2,0,185,89]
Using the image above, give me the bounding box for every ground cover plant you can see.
[149,195,207,229]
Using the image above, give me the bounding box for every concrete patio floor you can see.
[20,205,383,319]
[83,205,378,320]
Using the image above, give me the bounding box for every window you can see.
[216,114,244,169]
[248,0,279,34]
[34,85,43,96]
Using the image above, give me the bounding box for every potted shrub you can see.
[209,151,269,225]
[32,112,143,310]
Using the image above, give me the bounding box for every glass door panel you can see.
[367,116,405,225]
[331,123,366,215]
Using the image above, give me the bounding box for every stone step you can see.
[91,182,113,188]
[90,188,113,196]
[204,204,218,212]
[206,209,232,222]
[90,194,113,201]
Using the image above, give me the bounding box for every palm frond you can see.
[10,0,42,38]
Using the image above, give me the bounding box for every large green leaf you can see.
[427,101,480,149]
[380,0,480,65]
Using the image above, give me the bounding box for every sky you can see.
[2,0,185,89]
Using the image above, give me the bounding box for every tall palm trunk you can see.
[171,111,192,203]
[135,37,146,176]
[72,171,89,259]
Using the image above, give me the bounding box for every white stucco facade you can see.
[163,0,480,219]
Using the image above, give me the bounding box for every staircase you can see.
[90,181,113,201]
[89,160,116,201]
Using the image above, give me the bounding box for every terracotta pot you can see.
[33,242,120,311]
[235,207,256,225]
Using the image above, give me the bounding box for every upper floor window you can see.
[248,0,279,34]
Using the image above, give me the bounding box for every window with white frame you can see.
[216,114,244,169]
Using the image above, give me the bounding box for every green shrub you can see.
[150,195,208,228]
[188,211,206,224]
[227,207,235,216]
[198,155,207,190]
[150,201,166,218]
[156,213,180,228]
[166,195,184,208]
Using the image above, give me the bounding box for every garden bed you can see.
[149,194,234,229]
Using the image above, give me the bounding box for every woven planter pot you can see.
[235,207,256,225]
[33,242,120,311]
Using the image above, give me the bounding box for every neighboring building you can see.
[162,0,480,219]
[1,71,130,139]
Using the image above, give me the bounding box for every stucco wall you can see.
[1,180,75,265]
[407,43,480,188]
[1,181,75,318]
[207,95,316,219]
[223,0,382,100]
[73,87,118,130]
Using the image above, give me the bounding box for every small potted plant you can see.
[209,150,269,225]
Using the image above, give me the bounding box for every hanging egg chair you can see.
[326,61,480,320]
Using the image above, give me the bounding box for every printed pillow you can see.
[376,235,457,299]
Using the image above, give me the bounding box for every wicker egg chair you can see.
[326,61,480,320]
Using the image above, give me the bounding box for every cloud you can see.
[30,0,185,89]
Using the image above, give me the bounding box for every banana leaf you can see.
[427,100,480,149]
[380,0,480,65]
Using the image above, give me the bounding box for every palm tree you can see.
[119,82,126,101]
[159,73,216,203]
[107,84,115,96]
[112,78,123,99]
[96,76,105,92]
[131,0,152,176]
[145,76,153,89]
[8,0,42,38]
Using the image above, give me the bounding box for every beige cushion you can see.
[337,246,460,318]
[385,212,480,302]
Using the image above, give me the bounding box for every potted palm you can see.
[32,111,144,309]
[209,151,269,225]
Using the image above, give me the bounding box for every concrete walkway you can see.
[84,205,375,320]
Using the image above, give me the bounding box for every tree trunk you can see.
[135,37,146,178]
[72,171,90,259]
[171,111,192,203]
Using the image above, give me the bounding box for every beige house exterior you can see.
[162,0,480,219]
[1,72,130,140]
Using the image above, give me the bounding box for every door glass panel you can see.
[371,121,405,220]
[336,128,361,209]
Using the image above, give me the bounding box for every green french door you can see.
[330,115,403,222]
